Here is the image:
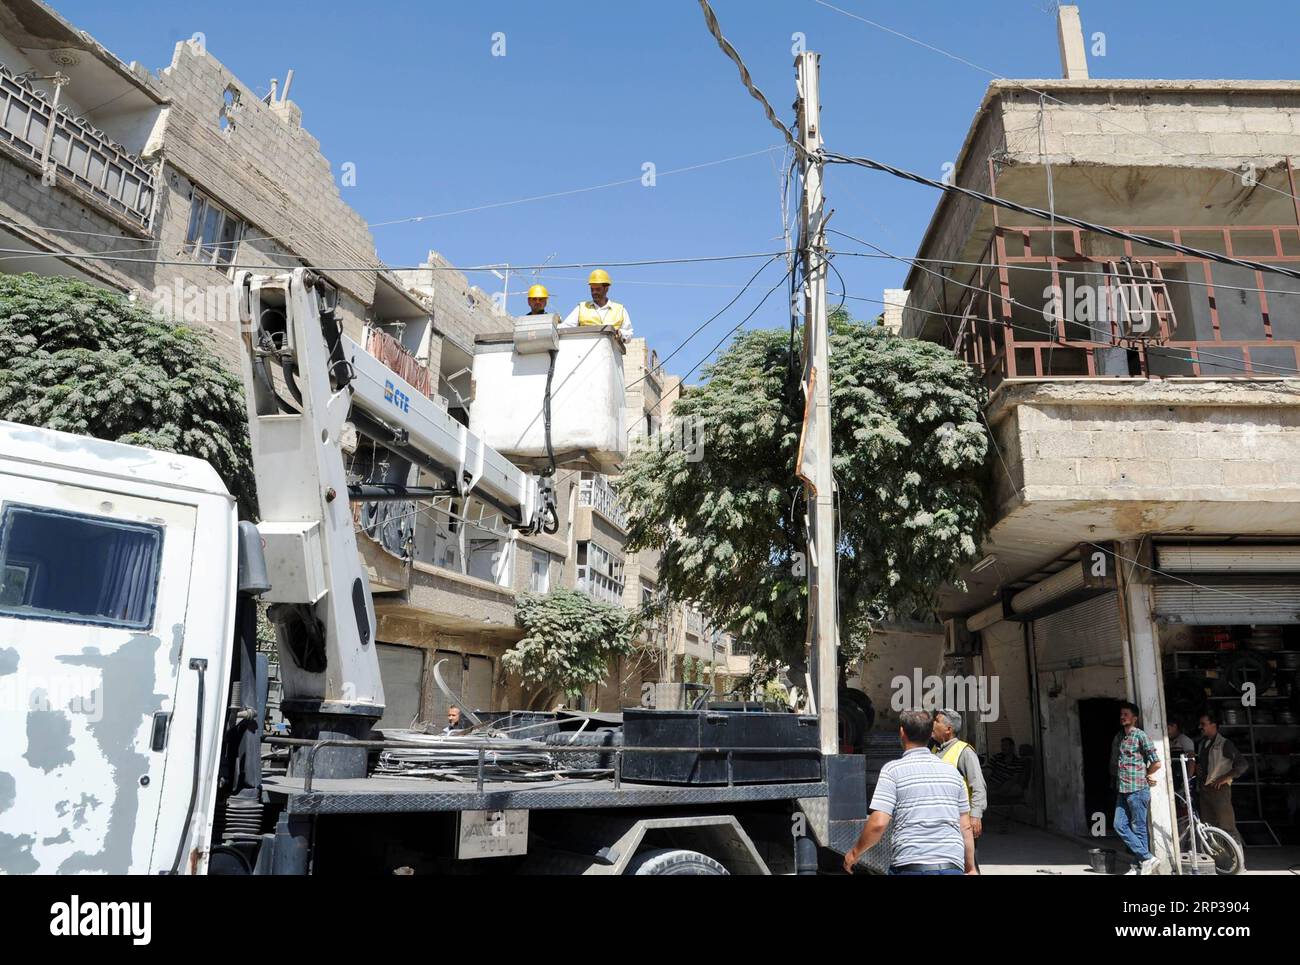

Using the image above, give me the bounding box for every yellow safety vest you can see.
[575,300,628,330]
[935,739,973,800]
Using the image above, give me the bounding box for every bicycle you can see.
[1173,753,1245,875]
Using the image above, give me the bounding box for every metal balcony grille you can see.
[0,61,155,229]
[950,223,1300,387]
[578,472,628,529]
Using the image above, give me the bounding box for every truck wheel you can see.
[624,848,730,875]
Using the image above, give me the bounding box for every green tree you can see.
[617,311,988,672]
[0,273,255,514]
[505,588,642,701]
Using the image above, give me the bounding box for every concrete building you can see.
[0,1,716,729]
[885,7,1300,867]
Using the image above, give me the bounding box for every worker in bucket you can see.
[526,283,550,315]
[562,268,633,338]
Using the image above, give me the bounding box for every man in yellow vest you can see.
[562,268,633,338]
[932,708,987,839]
[526,284,550,315]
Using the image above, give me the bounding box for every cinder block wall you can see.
[990,380,1300,514]
[999,80,1300,166]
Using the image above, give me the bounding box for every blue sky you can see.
[54,0,1300,378]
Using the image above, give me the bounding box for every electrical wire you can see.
[364,145,784,228]
[0,144,784,261]
[624,254,785,391]
[827,230,1300,378]
[678,264,796,384]
[824,150,1300,283]
[833,248,1300,300]
[0,244,790,274]
[696,0,802,155]
[812,0,1300,215]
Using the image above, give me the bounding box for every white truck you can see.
[0,269,866,875]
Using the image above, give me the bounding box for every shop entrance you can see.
[1079,697,1124,830]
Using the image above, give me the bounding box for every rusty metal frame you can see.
[947,193,1300,388]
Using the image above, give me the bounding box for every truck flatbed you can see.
[264,774,829,815]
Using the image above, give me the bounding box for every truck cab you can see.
[0,421,236,874]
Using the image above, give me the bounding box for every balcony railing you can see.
[949,224,1300,388]
[578,473,628,529]
[0,61,155,228]
[685,607,704,638]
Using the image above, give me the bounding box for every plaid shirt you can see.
[1116,726,1160,793]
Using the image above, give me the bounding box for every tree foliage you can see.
[617,312,988,671]
[505,588,642,699]
[0,272,255,514]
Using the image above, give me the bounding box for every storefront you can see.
[963,539,1300,860]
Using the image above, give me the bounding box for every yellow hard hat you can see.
[588,269,612,286]
[527,284,549,299]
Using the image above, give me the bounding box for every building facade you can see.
[884,8,1300,866]
[0,1,752,731]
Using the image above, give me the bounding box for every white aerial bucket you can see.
[469,319,627,473]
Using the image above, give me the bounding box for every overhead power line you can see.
[812,0,1300,215]
[823,151,1300,283]
[832,248,1300,300]
[0,245,788,275]
[696,0,802,155]
[828,229,1300,377]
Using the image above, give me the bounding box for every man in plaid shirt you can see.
[1113,702,1162,874]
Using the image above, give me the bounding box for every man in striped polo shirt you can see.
[843,709,977,875]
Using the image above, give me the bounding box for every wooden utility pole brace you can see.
[795,52,839,756]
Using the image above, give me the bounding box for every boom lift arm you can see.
[234,269,556,774]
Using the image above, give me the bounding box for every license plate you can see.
[456,809,529,859]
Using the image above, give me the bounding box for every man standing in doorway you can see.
[562,269,633,338]
[1197,711,1248,857]
[1114,701,1162,875]
[931,708,987,840]
[843,709,977,875]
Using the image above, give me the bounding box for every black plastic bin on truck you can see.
[621,709,821,784]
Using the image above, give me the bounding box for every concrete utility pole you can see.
[795,51,838,756]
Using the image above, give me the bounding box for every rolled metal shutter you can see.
[1152,584,1300,625]
[375,643,425,730]
[463,654,494,714]
[1033,591,1123,671]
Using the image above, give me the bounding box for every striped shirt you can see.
[870,746,969,868]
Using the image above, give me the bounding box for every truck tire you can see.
[840,688,876,731]
[624,848,730,875]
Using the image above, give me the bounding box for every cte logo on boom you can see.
[384,379,411,414]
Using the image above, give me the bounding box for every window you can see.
[576,540,624,606]
[0,504,164,629]
[529,549,551,593]
[184,190,245,267]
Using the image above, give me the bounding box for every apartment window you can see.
[184,190,245,267]
[576,540,624,606]
[529,549,551,594]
